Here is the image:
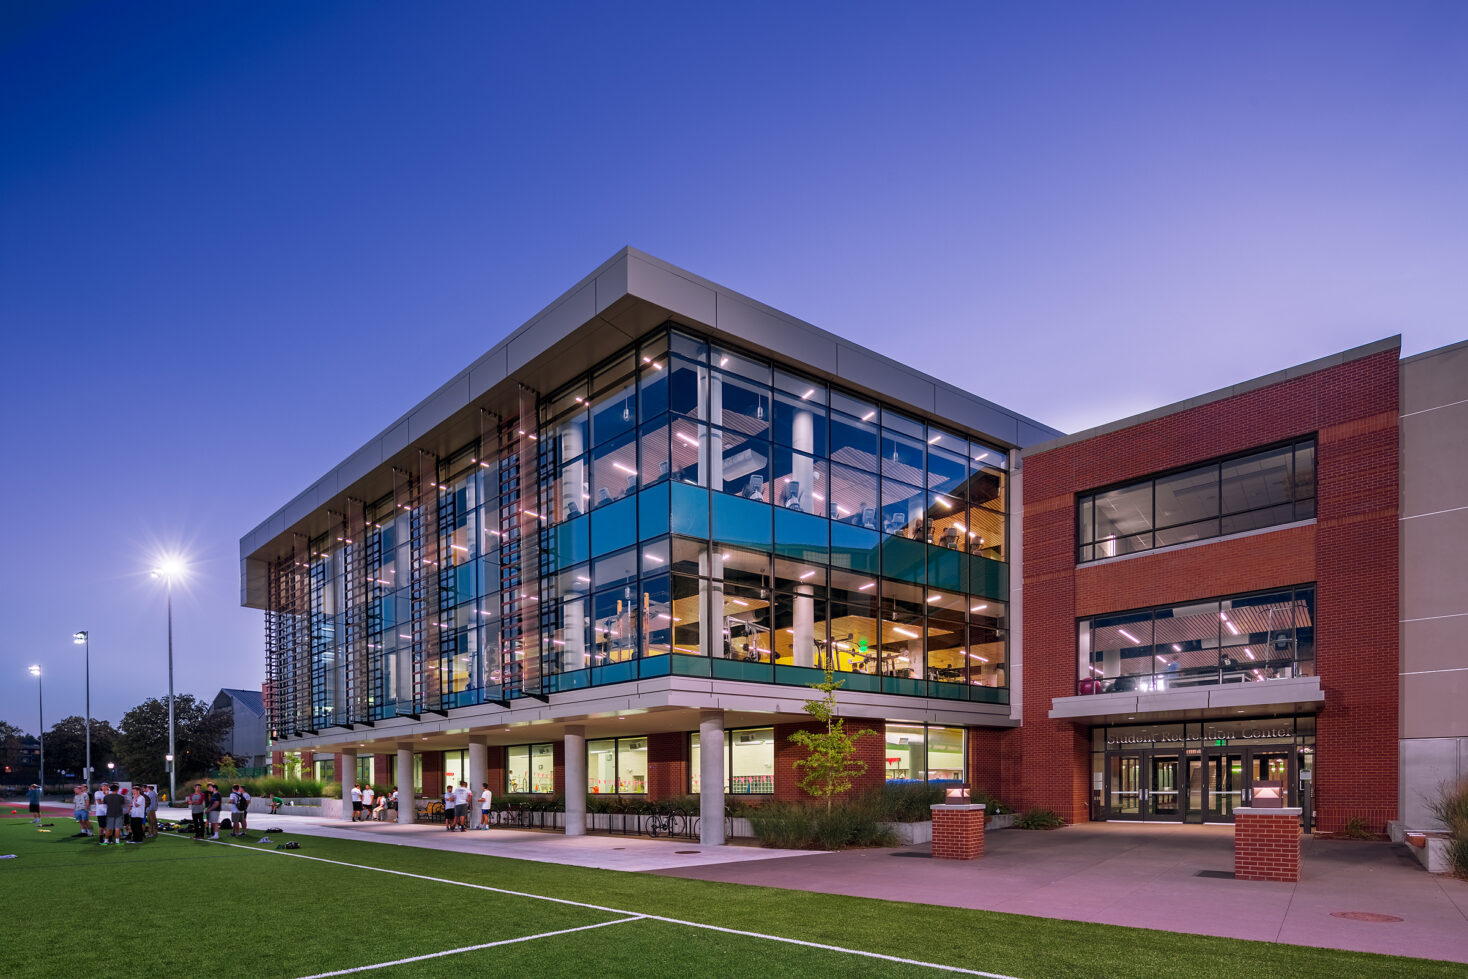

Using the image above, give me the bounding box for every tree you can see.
[44,716,119,779]
[788,670,876,813]
[0,720,26,778]
[116,695,232,783]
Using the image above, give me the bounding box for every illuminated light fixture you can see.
[644,552,665,564]
[927,594,941,603]
[834,504,849,515]
[720,356,729,367]
[517,429,525,436]
[643,356,651,364]
[973,452,989,463]
[861,410,875,422]
[479,461,491,468]
[800,570,816,579]
[451,544,468,552]
[1171,643,1182,652]
[732,599,750,607]
[928,435,940,445]
[576,575,591,583]
[812,491,824,502]
[970,604,987,612]
[969,654,989,663]
[612,462,637,476]
[934,496,952,509]
[1224,621,1240,636]
[1245,649,1256,660]
[1118,628,1141,644]
[527,433,538,440]
[676,432,698,447]
[720,553,731,561]
[859,582,875,591]
[1156,655,1167,663]
[893,626,919,638]
[574,395,584,403]
[521,508,544,519]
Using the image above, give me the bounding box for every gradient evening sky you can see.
[2,2,1464,735]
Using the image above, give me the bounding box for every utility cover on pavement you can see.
[1330,911,1404,923]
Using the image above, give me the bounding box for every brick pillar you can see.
[271,750,285,778]
[1234,808,1302,882]
[931,804,986,860]
[420,751,444,798]
[552,741,566,798]
[300,751,316,780]
[774,721,885,802]
[646,732,689,801]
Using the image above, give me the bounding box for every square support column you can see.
[931,804,985,860]
[468,736,488,828]
[564,726,586,837]
[396,745,415,824]
[700,710,725,846]
[338,749,357,823]
[1234,807,1302,882]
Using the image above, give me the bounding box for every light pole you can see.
[73,631,90,793]
[28,666,44,792]
[152,558,186,806]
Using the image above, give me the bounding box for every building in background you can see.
[241,249,1057,840]
[243,249,1464,837]
[212,688,270,770]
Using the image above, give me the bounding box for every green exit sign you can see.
[1213,739,1227,746]
[858,639,868,654]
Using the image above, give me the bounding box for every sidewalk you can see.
[656,822,1468,964]
[157,806,825,873]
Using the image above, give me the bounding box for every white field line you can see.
[293,916,645,978]
[193,837,1021,979]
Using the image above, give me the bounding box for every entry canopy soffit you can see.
[239,247,1061,603]
[1049,676,1325,725]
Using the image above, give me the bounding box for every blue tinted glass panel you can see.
[639,483,670,540]
[830,523,880,574]
[551,516,589,570]
[774,509,828,563]
[882,536,927,584]
[591,497,637,557]
[968,555,1008,600]
[712,493,772,549]
[927,546,964,593]
[670,482,709,538]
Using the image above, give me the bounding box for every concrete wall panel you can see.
[1400,737,1466,829]
[1400,507,1468,621]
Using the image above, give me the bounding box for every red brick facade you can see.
[1234,810,1301,882]
[372,753,391,788]
[773,720,885,802]
[931,805,986,860]
[1019,347,1400,831]
[646,732,689,800]
[486,745,505,797]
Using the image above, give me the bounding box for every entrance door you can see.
[1149,754,1181,819]
[1108,754,1142,818]
[1205,752,1244,820]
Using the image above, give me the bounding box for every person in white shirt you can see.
[230,784,251,837]
[93,784,107,831]
[478,783,493,830]
[442,784,457,831]
[351,783,363,822]
[362,785,375,813]
[127,788,148,844]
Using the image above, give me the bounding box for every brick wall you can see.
[419,751,443,798]
[1234,811,1301,882]
[552,741,565,798]
[931,806,985,860]
[372,753,391,787]
[486,745,505,797]
[1019,348,1400,830]
[646,732,689,800]
[774,720,885,802]
[271,750,285,778]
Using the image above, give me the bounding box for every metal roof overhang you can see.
[1048,676,1325,725]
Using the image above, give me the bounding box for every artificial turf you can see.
[2,816,1461,979]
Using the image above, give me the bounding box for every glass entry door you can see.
[1203,747,1296,820]
[1106,751,1184,821]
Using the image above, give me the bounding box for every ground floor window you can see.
[884,724,965,785]
[440,749,468,792]
[314,758,335,782]
[507,743,554,794]
[689,727,775,794]
[588,737,647,794]
[355,754,374,785]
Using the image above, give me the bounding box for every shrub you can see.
[234,777,328,799]
[1013,807,1065,830]
[872,783,946,822]
[1342,815,1373,840]
[1428,779,1468,877]
[746,798,895,850]
[970,789,1010,816]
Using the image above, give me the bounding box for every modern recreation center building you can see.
[242,249,1467,841]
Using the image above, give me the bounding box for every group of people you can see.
[185,782,253,839]
[70,783,159,845]
[349,783,399,821]
[441,780,494,831]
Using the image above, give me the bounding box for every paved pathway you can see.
[656,822,1468,964]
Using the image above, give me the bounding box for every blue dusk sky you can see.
[1,2,1464,735]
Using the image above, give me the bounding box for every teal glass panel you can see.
[775,664,827,688]
[550,669,592,693]
[774,509,829,563]
[836,671,881,693]
[926,546,964,593]
[551,515,589,570]
[670,482,709,538]
[929,682,966,701]
[639,656,671,678]
[671,654,711,677]
[968,555,1009,600]
[711,659,772,683]
[712,494,772,549]
[639,482,670,540]
[882,536,927,584]
[969,685,1008,705]
[456,564,474,600]
[883,676,926,697]
[591,497,637,557]
[592,661,638,686]
[830,523,880,574]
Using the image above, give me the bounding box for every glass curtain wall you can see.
[1077,585,1316,694]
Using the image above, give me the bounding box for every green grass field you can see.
[3,815,1460,979]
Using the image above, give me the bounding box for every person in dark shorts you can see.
[26,784,42,825]
[101,783,128,845]
[187,784,207,838]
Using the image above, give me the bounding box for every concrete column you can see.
[700,710,726,845]
[339,749,357,823]
[468,736,488,828]
[396,744,415,824]
[564,726,586,837]
[793,584,815,667]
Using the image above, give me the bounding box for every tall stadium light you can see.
[73,631,91,792]
[152,558,187,806]
[28,666,44,790]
